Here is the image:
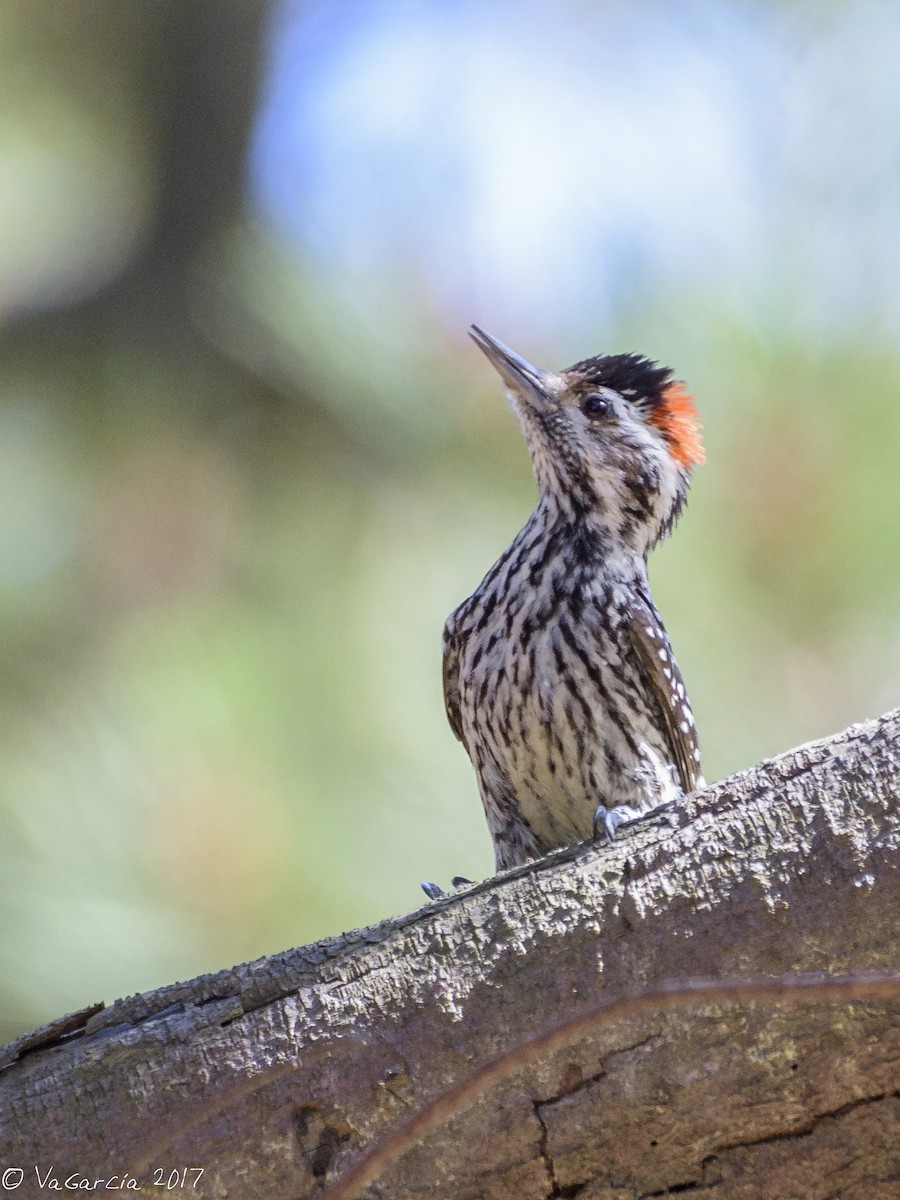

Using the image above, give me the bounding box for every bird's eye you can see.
[581,392,611,419]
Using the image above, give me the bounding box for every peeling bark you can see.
[2,709,899,1200]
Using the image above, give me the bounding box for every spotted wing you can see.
[442,616,466,747]
[624,594,703,793]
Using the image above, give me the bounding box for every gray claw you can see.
[593,804,641,842]
[451,876,472,889]
[421,881,446,900]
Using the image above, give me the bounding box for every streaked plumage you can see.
[444,327,704,871]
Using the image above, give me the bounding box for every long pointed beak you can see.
[469,326,556,412]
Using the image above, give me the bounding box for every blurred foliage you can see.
[1,0,899,1042]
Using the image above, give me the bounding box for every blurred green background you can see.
[2,0,899,1042]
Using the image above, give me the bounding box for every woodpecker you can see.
[443,326,704,873]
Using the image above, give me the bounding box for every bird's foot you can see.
[420,876,473,901]
[593,804,643,842]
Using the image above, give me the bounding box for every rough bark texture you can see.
[2,710,899,1200]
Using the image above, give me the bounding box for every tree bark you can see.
[2,710,899,1200]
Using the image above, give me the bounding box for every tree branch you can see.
[2,709,899,1199]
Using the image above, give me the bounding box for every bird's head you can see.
[470,325,703,556]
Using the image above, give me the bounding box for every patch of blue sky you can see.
[250,0,900,342]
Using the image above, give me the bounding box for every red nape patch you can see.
[649,382,705,469]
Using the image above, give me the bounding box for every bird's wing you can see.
[623,593,703,793]
[442,616,467,747]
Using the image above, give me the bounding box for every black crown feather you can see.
[564,353,673,408]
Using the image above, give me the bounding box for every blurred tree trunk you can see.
[5,0,270,353]
[2,709,898,1200]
